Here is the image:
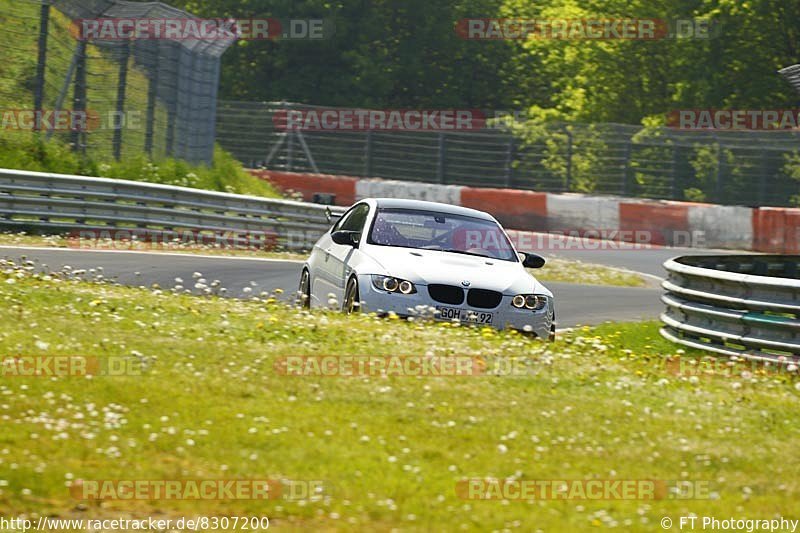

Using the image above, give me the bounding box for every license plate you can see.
[436,306,493,324]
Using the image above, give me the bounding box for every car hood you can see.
[362,245,550,296]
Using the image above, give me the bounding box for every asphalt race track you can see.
[0,245,716,328]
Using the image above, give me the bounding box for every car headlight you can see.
[372,275,417,294]
[511,294,548,311]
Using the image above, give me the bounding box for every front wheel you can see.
[297,269,311,309]
[343,276,360,314]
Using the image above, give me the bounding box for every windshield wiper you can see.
[440,248,491,259]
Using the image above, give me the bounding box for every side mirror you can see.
[521,252,546,269]
[331,230,359,246]
[325,206,332,224]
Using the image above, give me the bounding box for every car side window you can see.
[331,206,357,232]
[340,204,369,233]
[332,203,369,239]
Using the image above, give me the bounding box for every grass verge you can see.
[0,260,798,531]
[530,257,650,287]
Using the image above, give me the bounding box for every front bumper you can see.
[356,274,554,339]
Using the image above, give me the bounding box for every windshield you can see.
[368,208,517,262]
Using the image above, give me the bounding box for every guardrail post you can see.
[70,40,87,155]
[112,41,131,161]
[437,133,447,183]
[33,0,50,131]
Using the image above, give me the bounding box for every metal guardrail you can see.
[0,168,345,250]
[661,255,800,362]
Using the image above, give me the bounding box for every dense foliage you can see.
[171,0,800,123]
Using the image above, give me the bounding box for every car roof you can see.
[368,198,496,221]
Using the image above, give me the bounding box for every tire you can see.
[343,276,360,314]
[297,269,311,309]
[548,312,556,342]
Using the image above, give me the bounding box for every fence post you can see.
[364,130,373,177]
[205,55,222,165]
[144,59,159,156]
[504,137,515,187]
[112,41,130,160]
[713,141,722,203]
[437,132,447,183]
[70,40,87,154]
[287,133,294,172]
[563,127,573,191]
[670,144,679,199]
[622,139,632,195]
[758,147,768,205]
[33,0,50,131]
[164,44,179,158]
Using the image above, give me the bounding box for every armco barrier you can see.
[752,207,800,253]
[356,178,463,205]
[661,255,800,362]
[460,187,547,231]
[0,169,345,250]
[252,169,800,253]
[251,169,357,206]
[619,201,689,246]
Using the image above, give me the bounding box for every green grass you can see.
[0,259,798,531]
[531,258,650,287]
